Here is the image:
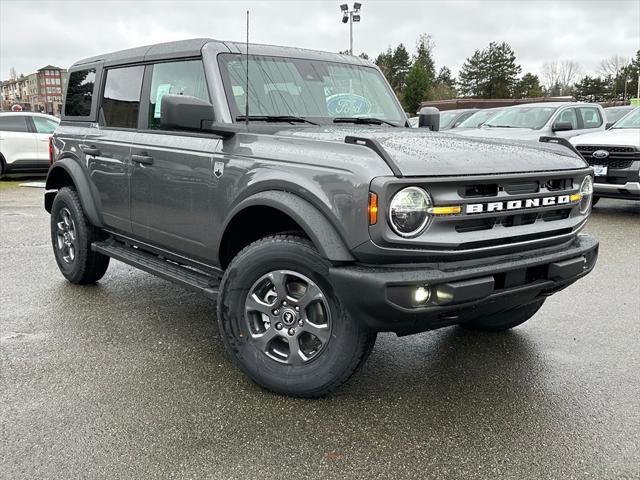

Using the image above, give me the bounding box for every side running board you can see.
[92,239,220,299]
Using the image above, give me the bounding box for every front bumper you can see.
[594,181,640,199]
[330,234,598,335]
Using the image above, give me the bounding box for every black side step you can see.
[92,239,220,299]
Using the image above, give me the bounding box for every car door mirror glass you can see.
[552,121,573,132]
[418,107,440,131]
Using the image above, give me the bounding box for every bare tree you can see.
[541,60,582,95]
[9,66,17,81]
[597,55,628,78]
[558,60,583,89]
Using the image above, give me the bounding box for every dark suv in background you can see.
[45,39,598,397]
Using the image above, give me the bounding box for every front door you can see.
[552,107,579,139]
[130,59,217,261]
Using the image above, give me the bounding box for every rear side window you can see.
[32,116,59,134]
[101,66,144,128]
[65,69,96,117]
[147,60,209,129]
[0,115,29,132]
[578,107,603,129]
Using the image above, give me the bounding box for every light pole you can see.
[340,3,361,55]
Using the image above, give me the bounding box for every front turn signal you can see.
[368,192,378,225]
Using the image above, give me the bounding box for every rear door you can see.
[85,65,145,233]
[575,105,605,137]
[130,59,218,261]
[0,115,38,167]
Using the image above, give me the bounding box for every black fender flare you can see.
[45,157,103,228]
[224,191,355,262]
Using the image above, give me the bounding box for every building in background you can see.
[1,65,67,115]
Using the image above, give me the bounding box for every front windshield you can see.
[611,107,640,129]
[218,54,405,125]
[457,109,502,128]
[606,107,632,124]
[439,111,459,128]
[483,105,558,129]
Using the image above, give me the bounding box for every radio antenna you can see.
[245,9,249,126]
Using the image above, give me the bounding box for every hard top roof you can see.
[71,38,372,70]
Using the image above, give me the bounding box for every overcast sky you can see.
[1,0,638,83]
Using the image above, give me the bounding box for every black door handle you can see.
[132,153,154,165]
[80,145,101,156]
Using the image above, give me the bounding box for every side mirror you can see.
[160,94,214,131]
[160,94,236,138]
[605,122,614,129]
[418,107,440,131]
[552,121,573,132]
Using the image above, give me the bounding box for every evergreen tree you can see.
[514,73,542,98]
[432,66,457,99]
[375,47,394,85]
[458,41,521,98]
[390,43,411,94]
[402,59,431,114]
[573,76,611,102]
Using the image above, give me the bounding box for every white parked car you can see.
[0,112,60,177]
[453,102,606,141]
[570,107,640,204]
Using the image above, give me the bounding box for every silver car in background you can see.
[453,102,606,141]
[453,107,505,130]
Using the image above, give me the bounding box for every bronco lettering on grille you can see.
[466,195,572,214]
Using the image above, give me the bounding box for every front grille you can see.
[422,172,586,251]
[575,145,639,170]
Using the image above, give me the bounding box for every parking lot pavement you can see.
[0,180,638,480]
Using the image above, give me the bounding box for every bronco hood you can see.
[279,126,587,177]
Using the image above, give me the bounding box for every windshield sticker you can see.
[326,94,372,117]
[154,84,172,118]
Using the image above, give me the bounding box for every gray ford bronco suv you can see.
[46,39,598,397]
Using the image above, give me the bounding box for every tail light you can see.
[48,136,54,166]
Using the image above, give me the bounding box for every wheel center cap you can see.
[281,308,297,326]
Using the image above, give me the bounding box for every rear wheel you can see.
[218,235,376,397]
[50,187,110,284]
[460,299,545,332]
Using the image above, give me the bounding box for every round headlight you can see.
[388,187,432,237]
[579,175,593,213]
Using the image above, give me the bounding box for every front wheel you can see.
[217,235,376,397]
[460,299,545,332]
[50,187,110,284]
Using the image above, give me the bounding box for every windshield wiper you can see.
[484,124,517,128]
[235,115,319,125]
[333,117,399,127]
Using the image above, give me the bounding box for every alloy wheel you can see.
[244,270,332,365]
[55,207,77,264]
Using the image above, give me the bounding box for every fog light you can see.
[435,287,454,304]
[413,286,431,304]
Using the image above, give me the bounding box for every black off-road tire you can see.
[50,187,110,284]
[217,234,376,398]
[461,299,545,332]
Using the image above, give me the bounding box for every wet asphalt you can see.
[0,180,639,480]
